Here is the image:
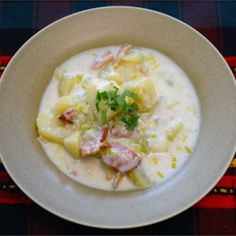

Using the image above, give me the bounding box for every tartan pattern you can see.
[0,0,235,234]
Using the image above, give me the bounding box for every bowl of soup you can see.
[0,7,235,228]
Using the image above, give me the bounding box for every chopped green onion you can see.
[139,138,149,153]
[171,156,177,168]
[96,88,139,130]
[100,109,107,124]
[157,171,164,178]
[184,146,192,154]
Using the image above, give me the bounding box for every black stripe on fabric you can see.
[219,1,236,55]
[0,163,6,171]
[31,0,38,35]
[72,208,194,234]
[221,27,236,56]
[225,166,236,176]
[0,1,34,29]
[0,205,28,235]
[0,180,234,195]
[26,204,194,235]
[144,0,180,18]
[196,208,236,235]
[215,0,224,54]
[0,29,34,55]
[79,208,193,234]
[192,207,200,235]
[219,1,236,27]
[71,0,109,12]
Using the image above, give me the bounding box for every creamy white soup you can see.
[36,45,200,191]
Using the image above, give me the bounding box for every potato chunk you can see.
[122,78,158,112]
[106,73,124,85]
[98,66,124,85]
[128,165,152,188]
[36,113,67,144]
[54,96,79,116]
[144,53,159,69]
[165,119,184,141]
[118,63,139,81]
[58,74,82,96]
[122,51,143,64]
[64,132,81,158]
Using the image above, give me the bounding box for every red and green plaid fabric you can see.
[0,1,235,235]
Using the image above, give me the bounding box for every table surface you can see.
[0,0,235,235]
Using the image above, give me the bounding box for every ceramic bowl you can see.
[0,7,235,228]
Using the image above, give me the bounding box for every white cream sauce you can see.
[38,45,200,191]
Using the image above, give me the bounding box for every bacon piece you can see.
[110,126,138,138]
[80,137,101,157]
[58,108,76,124]
[102,143,141,172]
[101,127,109,142]
[113,44,132,68]
[92,51,114,69]
[139,64,148,75]
[80,127,109,157]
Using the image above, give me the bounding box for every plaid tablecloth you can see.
[0,1,235,235]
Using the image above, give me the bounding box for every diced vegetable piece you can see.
[184,146,192,154]
[171,156,177,168]
[122,78,158,112]
[58,74,82,96]
[157,171,164,178]
[36,113,67,144]
[64,132,81,158]
[138,137,149,153]
[53,68,64,81]
[85,84,97,112]
[54,96,79,116]
[84,84,99,124]
[118,63,139,81]
[122,51,143,64]
[99,66,124,85]
[80,76,93,89]
[128,166,152,188]
[165,119,184,141]
[107,73,124,85]
[144,53,159,69]
[58,77,75,96]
